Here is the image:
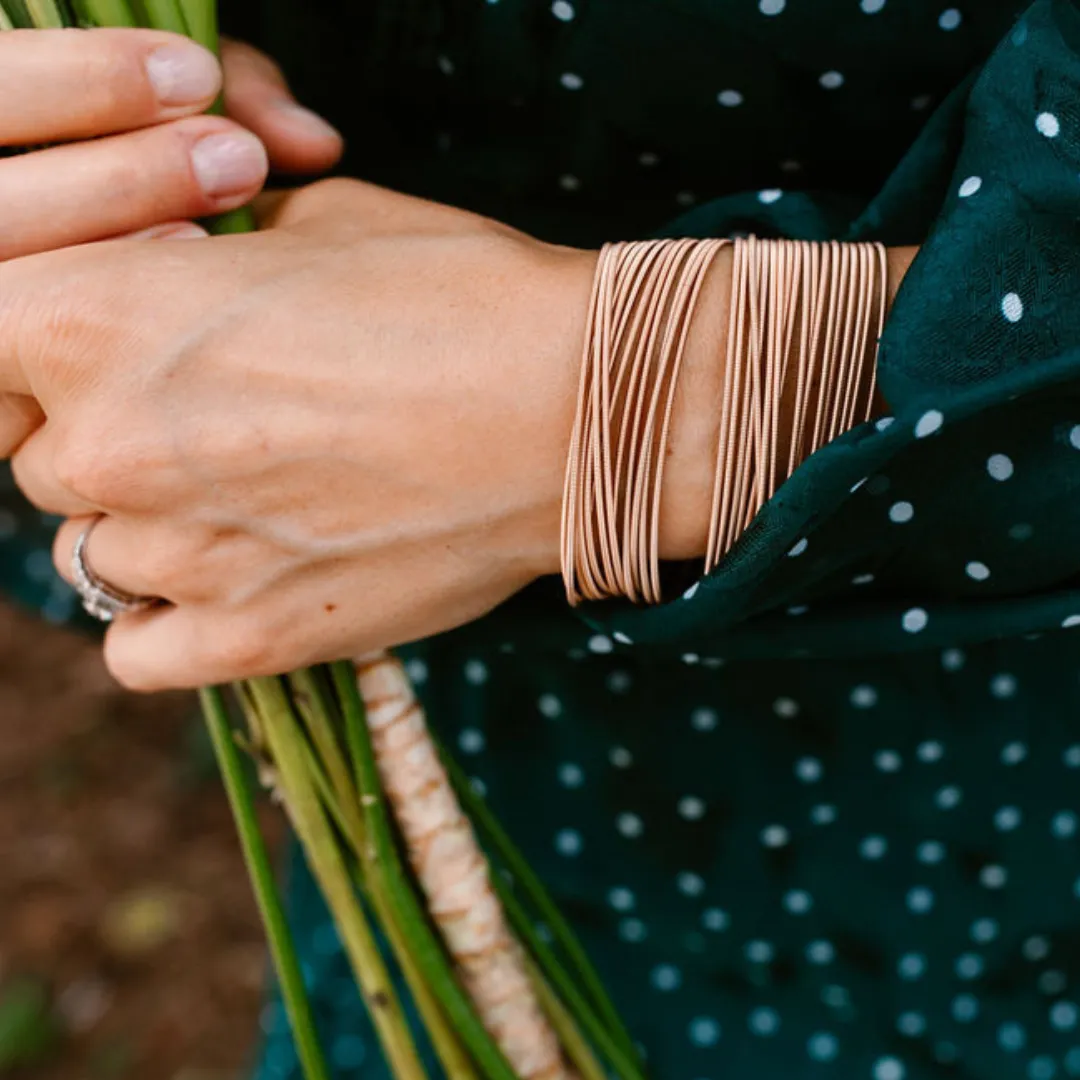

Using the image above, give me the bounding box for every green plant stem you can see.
[443,746,642,1070]
[290,670,363,832]
[263,698,465,1080]
[25,0,64,25]
[175,0,211,47]
[199,688,331,1080]
[493,873,646,1080]
[237,587,470,1079]
[1,0,29,26]
[205,205,256,233]
[243,681,474,1080]
[298,735,479,1080]
[0,8,14,29]
[331,661,522,1080]
[135,0,186,32]
[248,677,428,1080]
[72,0,134,23]
[301,735,352,835]
[525,959,607,1080]
[292,669,471,1077]
[367,891,479,1080]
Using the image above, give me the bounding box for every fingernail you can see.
[191,131,269,199]
[277,101,342,141]
[159,223,210,240]
[146,43,222,107]
[130,222,209,241]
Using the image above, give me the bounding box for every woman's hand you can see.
[0,28,341,259]
[218,37,343,176]
[0,27,343,471]
[0,179,596,691]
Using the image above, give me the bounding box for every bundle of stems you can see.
[2,3,645,1078]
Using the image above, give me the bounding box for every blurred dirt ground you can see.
[0,601,280,1079]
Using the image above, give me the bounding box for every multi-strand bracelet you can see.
[561,236,888,607]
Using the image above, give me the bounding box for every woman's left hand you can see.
[0,179,596,690]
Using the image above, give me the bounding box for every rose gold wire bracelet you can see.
[561,236,888,607]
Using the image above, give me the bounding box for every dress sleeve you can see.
[458,0,1080,667]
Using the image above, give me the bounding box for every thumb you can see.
[221,38,344,175]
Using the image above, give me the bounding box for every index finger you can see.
[0,28,222,145]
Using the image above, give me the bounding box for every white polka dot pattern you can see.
[1036,111,1061,138]
[1002,292,1025,322]
[101,4,1080,1079]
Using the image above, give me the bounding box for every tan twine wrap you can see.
[561,236,888,606]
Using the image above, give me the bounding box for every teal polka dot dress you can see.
[8,0,1080,1077]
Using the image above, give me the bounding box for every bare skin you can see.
[660,243,917,559]
[0,28,341,259]
[0,26,343,459]
[0,167,917,691]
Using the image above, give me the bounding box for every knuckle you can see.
[136,532,216,600]
[275,177,352,224]
[101,152,153,213]
[50,437,85,496]
[307,176,353,201]
[82,33,158,122]
[179,414,251,473]
[53,433,126,506]
[212,618,280,679]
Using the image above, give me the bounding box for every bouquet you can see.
[0,4,644,1080]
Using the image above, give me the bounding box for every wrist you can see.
[656,244,735,562]
[659,242,919,563]
[513,241,599,583]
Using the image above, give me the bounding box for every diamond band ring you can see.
[71,516,156,623]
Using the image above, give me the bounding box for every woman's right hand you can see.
[0,28,343,260]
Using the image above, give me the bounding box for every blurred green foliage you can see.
[0,978,61,1070]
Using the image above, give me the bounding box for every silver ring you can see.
[71,516,155,623]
